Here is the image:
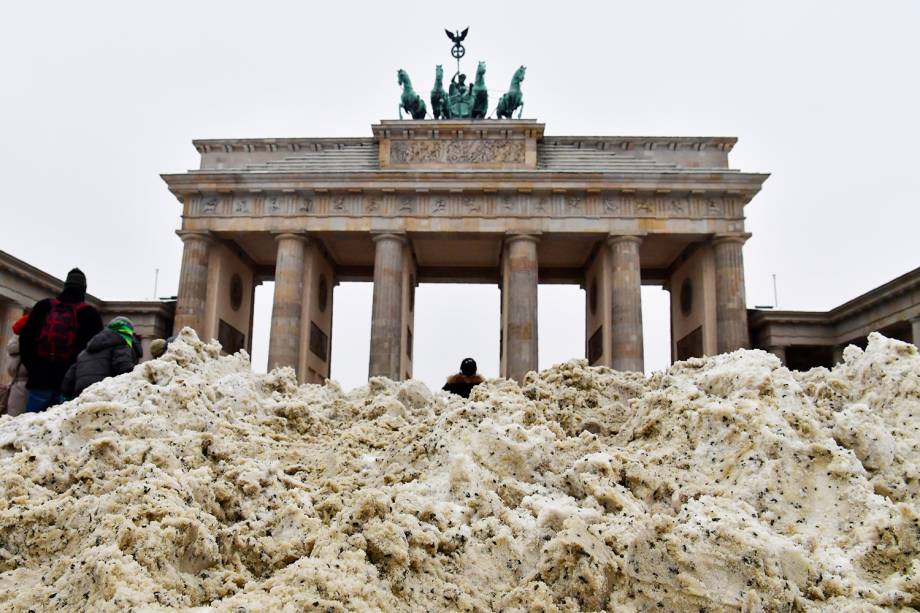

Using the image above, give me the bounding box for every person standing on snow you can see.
[19,268,103,412]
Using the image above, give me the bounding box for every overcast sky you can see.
[2,1,918,390]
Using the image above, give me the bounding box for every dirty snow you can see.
[0,329,918,611]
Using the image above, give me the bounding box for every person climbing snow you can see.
[61,316,140,399]
[441,357,484,398]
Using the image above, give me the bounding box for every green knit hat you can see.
[108,316,135,348]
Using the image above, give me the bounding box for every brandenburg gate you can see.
[162,119,767,383]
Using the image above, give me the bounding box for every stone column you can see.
[503,234,539,381]
[173,231,212,336]
[712,234,751,353]
[767,345,787,365]
[832,345,845,366]
[609,235,644,372]
[369,233,407,379]
[268,233,307,372]
[911,317,920,348]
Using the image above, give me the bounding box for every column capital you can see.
[711,232,752,246]
[273,232,309,244]
[175,230,215,244]
[606,233,645,247]
[504,232,541,246]
[371,232,408,245]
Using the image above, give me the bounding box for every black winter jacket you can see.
[442,373,485,399]
[61,329,139,398]
[19,293,103,390]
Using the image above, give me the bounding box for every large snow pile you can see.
[0,330,918,612]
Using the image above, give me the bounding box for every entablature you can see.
[176,188,748,224]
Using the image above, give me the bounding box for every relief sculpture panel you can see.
[389,139,526,165]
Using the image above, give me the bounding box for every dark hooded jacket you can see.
[441,373,485,399]
[61,328,139,398]
[19,289,103,390]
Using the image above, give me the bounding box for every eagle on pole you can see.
[445,27,469,44]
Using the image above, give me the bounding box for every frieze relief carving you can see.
[602,196,623,215]
[670,196,690,216]
[365,195,383,214]
[200,195,219,215]
[704,197,723,217]
[431,196,448,214]
[264,194,284,215]
[389,139,526,165]
[233,195,252,214]
[398,195,416,213]
[296,194,315,213]
[462,195,481,213]
[634,195,656,216]
[191,191,742,220]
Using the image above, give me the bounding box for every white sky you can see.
[2,1,918,390]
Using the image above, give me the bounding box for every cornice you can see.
[161,170,770,200]
[189,134,738,154]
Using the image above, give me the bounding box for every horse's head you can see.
[475,61,486,79]
[517,65,526,82]
[435,64,443,79]
[397,69,408,86]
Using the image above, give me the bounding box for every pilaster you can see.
[584,245,613,367]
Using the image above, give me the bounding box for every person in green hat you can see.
[61,316,140,399]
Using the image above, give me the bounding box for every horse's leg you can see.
[399,105,404,120]
[517,102,524,119]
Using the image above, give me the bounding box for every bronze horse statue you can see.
[470,61,488,119]
[397,69,427,120]
[496,65,526,119]
[430,64,448,120]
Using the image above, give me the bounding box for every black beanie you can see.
[460,358,477,377]
[64,268,87,293]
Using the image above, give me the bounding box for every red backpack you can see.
[35,299,88,363]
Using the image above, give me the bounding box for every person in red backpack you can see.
[19,268,103,412]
